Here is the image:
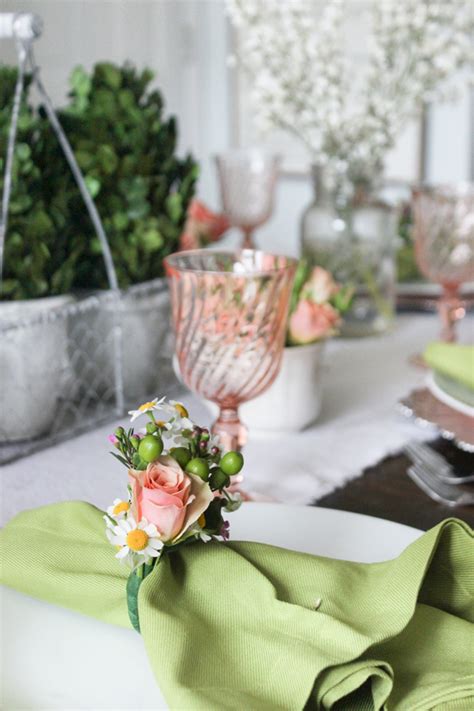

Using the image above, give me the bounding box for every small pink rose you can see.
[288,300,340,344]
[129,455,213,542]
[304,267,339,304]
[179,200,229,250]
[179,231,200,251]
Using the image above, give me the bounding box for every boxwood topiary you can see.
[0,61,198,298]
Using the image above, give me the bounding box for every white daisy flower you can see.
[165,415,195,444]
[128,396,166,422]
[168,400,191,421]
[185,516,213,543]
[106,498,131,520]
[107,517,163,567]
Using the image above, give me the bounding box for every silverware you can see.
[407,464,474,507]
[404,441,474,485]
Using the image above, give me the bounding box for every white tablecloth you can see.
[1,313,472,525]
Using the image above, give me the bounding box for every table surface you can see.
[316,437,474,530]
[1,313,473,533]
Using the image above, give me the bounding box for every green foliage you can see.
[288,258,312,315]
[0,67,78,299]
[396,204,423,283]
[0,62,198,299]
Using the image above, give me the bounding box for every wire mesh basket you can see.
[0,279,174,463]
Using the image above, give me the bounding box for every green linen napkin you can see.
[1,502,473,710]
[424,343,474,391]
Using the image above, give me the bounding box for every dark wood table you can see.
[314,438,474,530]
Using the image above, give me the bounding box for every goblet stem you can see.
[242,228,255,250]
[212,406,248,452]
[438,284,465,343]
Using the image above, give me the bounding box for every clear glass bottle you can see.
[301,165,397,337]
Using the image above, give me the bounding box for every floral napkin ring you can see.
[105,396,243,632]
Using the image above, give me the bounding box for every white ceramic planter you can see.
[0,295,71,442]
[239,341,326,433]
[174,340,326,435]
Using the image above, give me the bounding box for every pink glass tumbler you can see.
[164,249,297,451]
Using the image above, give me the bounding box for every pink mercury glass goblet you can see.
[164,249,296,451]
[413,184,474,342]
[215,150,280,250]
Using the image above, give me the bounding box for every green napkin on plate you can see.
[424,343,474,391]
[1,502,473,710]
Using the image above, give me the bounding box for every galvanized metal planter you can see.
[0,281,173,463]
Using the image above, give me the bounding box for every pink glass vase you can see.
[413,184,474,342]
[164,249,296,451]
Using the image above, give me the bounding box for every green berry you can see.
[220,451,244,476]
[170,447,192,469]
[138,434,163,463]
[146,422,158,434]
[209,467,230,491]
[186,457,210,481]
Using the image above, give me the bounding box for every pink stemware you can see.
[215,151,280,250]
[413,184,474,342]
[164,249,296,451]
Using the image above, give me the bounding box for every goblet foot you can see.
[212,406,248,452]
[438,286,466,342]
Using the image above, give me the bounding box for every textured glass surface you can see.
[165,250,296,448]
[413,184,474,341]
[215,151,279,248]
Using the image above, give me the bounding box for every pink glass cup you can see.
[413,184,474,342]
[164,249,297,451]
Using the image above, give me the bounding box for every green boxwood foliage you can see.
[0,62,198,299]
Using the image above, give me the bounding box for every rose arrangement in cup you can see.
[105,396,243,631]
[287,261,353,345]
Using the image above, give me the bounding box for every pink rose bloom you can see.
[179,231,200,251]
[288,299,340,345]
[128,455,213,542]
[304,267,339,304]
[179,200,230,250]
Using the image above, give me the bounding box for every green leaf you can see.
[165,193,183,223]
[289,259,311,314]
[97,144,118,175]
[16,143,31,161]
[0,279,17,295]
[112,212,129,231]
[69,66,91,98]
[111,452,131,467]
[141,228,164,252]
[126,570,142,633]
[75,150,95,170]
[95,62,122,90]
[85,175,101,198]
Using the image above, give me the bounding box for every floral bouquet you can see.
[287,261,352,346]
[105,396,243,631]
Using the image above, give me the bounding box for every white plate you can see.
[1,504,421,710]
[426,372,474,418]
